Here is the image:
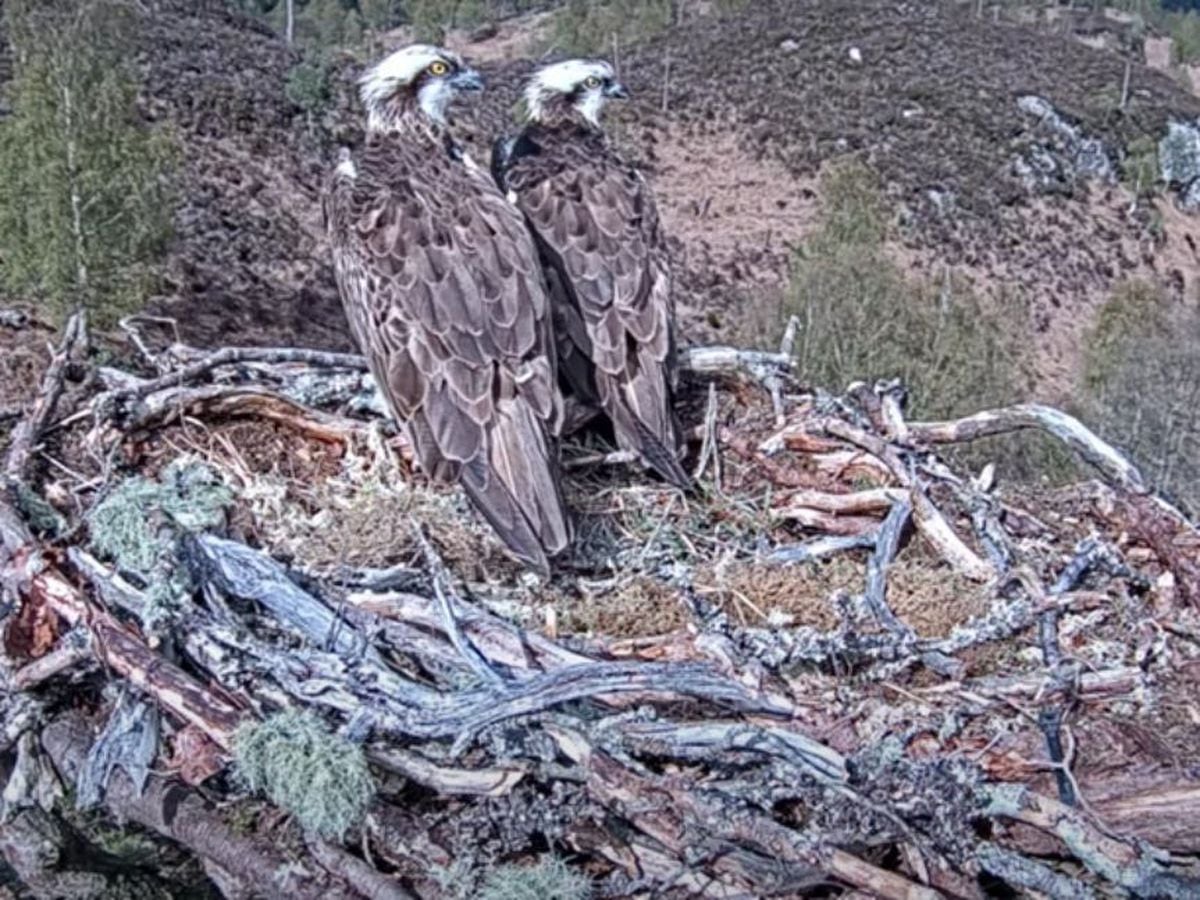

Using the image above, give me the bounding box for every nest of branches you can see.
[1,312,1198,899]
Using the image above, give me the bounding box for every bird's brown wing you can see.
[325,136,571,573]
[505,129,691,490]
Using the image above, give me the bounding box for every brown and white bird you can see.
[323,45,572,575]
[492,60,692,490]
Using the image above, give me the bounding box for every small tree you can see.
[1080,280,1200,512]
[0,0,175,327]
[286,51,333,133]
[547,0,674,56]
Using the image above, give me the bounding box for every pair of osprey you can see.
[324,45,687,576]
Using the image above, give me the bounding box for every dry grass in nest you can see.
[694,556,863,630]
[148,421,515,575]
[886,548,990,639]
[553,575,687,638]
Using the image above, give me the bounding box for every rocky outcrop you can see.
[1159,118,1200,213]
[1012,94,1116,195]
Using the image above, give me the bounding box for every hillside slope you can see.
[615,0,1200,385]
[6,0,1199,389]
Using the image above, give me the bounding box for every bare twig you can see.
[819,417,995,581]
[94,344,367,409]
[411,522,508,687]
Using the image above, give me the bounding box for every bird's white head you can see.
[523,59,628,127]
[359,44,484,131]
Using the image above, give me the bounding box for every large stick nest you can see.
[1,313,1199,899]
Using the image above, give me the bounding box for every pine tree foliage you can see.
[0,0,175,326]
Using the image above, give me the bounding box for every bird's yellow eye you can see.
[584,75,601,89]
[428,60,449,76]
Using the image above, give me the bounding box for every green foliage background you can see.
[1080,280,1200,512]
[786,162,1029,421]
[0,0,175,326]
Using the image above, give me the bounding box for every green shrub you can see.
[1078,280,1200,511]
[0,0,176,327]
[286,52,332,125]
[478,857,592,900]
[234,709,375,841]
[776,161,1086,486]
[403,0,491,42]
[787,162,1028,421]
[1122,135,1160,198]
[546,0,673,56]
[1170,12,1200,64]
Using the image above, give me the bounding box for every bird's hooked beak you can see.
[450,68,485,93]
[604,81,629,100]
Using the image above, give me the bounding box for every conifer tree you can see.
[0,0,175,326]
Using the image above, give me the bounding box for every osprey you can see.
[323,45,572,575]
[493,60,692,490]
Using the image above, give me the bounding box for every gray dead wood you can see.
[817,416,995,582]
[10,628,93,690]
[74,689,159,811]
[983,783,1200,898]
[615,720,847,784]
[41,714,370,900]
[765,531,878,565]
[411,523,507,687]
[3,311,85,484]
[1036,539,1126,806]
[0,308,30,329]
[185,533,382,665]
[861,500,960,677]
[98,344,368,407]
[549,724,940,900]
[976,843,1096,900]
[344,589,598,671]
[681,345,793,378]
[176,535,781,753]
[366,744,525,797]
[107,382,375,444]
[0,807,111,899]
[305,836,417,900]
[907,404,1147,494]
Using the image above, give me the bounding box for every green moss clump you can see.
[86,459,232,629]
[87,459,231,576]
[233,709,374,841]
[478,857,593,900]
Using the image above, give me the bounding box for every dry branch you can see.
[3,311,85,482]
[984,784,1200,898]
[111,383,381,445]
[818,416,996,581]
[907,404,1147,493]
[99,344,368,405]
